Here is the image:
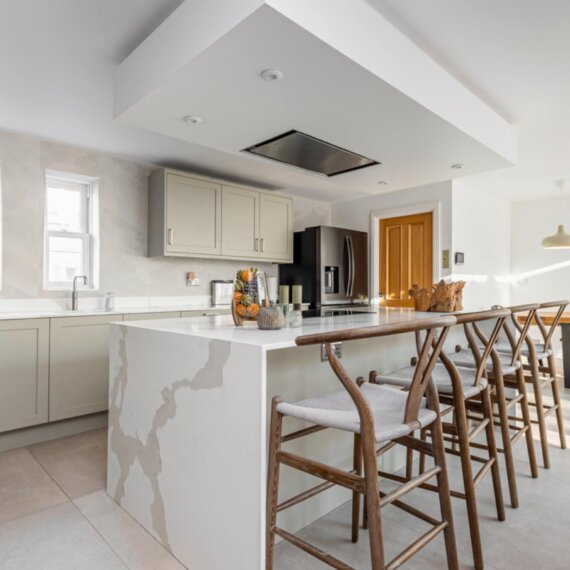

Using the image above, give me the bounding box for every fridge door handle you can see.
[344,235,352,300]
[348,235,356,299]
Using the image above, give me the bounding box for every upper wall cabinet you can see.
[148,168,292,262]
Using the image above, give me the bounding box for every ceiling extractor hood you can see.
[243,130,379,177]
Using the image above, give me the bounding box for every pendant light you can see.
[542,180,570,249]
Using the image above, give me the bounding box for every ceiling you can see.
[0,0,567,202]
[374,0,570,201]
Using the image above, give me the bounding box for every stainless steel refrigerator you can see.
[279,226,369,308]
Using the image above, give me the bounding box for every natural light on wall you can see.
[43,170,99,290]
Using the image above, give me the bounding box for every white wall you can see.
[0,130,327,301]
[331,180,453,302]
[451,180,511,310]
[510,195,570,305]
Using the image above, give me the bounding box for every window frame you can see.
[43,170,99,290]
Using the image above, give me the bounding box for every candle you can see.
[279,285,290,306]
[267,277,278,303]
[292,285,303,305]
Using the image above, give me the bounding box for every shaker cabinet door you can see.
[221,185,260,258]
[49,315,119,421]
[259,194,292,261]
[165,173,222,255]
[0,319,49,432]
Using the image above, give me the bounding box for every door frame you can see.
[370,201,442,306]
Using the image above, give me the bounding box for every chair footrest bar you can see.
[511,428,527,445]
[277,451,364,494]
[273,527,353,569]
[468,418,489,442]
[277,480,335,512]
[441,436,488,463]
[281,424,327,443]
[386,523,448,570]
[380,467,441,508]
[379,491,441,526]
[378,470,466,500]
[473,458,496,488]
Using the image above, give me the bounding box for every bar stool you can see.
[447,304,539,506]
[266,316,459,570]
[496,300,568,468]
[371,309,509,570]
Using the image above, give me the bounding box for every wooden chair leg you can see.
[405,444,414,480]
[362,435,385,570]
[419,427,428,475]
[493,374,519,508]
[351,433,362,543]
[481,387,506,522]
[455,396,484,570]
[516,368,539,478]
[266,398,283,570]
[430,416,459,570]
[529,360,551,468]
[548,354,567,449]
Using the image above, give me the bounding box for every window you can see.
[44,171,98,289]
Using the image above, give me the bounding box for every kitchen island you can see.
[107,309,440,570]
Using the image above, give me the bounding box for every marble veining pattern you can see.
[108,325,248,568]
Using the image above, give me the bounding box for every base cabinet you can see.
[49,315,121,422]
[0,319,49,432]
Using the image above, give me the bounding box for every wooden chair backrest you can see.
[438,308,510,392]
[295,315,457,440]
[535,301,568,351]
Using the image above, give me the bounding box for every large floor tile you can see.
[0,501,126,570]
[74,490,186,570]
[28,428,107,499]
[0,448,68,525]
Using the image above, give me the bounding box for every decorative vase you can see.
[232,267,268,326]
[257,305,286,330]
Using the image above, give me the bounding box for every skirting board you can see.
[0,412,108,453]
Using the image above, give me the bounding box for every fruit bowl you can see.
[231,267,267,326]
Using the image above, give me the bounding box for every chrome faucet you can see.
[72,275,87,311]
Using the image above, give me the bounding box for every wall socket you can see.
[186,272,200,286]
[321,342,342,362]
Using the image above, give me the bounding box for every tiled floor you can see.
[0,385,568,569]
[0,428,184,570]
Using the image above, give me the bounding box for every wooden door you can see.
[259,194,293,261]
[221,185,260,258]
[165,173,222,255]
[379,212,433,307]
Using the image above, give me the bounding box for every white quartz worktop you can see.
[0,303,228,321]
[116,307,434,350]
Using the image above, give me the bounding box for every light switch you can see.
[442,249,450,270]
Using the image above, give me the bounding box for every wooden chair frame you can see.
[266,316,459,570]
[374,309,510,570]
[511,300,568,468]
[458,304,539,508]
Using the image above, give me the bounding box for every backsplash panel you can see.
[0,130,329,301]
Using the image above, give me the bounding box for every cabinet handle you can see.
[167,228,174,245]
[260,238,264,252]
[255,238,259,252]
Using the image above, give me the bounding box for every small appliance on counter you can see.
[211,280,233,307]
[279,225,369,309]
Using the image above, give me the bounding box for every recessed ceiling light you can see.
[260,69,284,81]
[183,115,203,124]
[451,163,463,169]
[378,180,390,185]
